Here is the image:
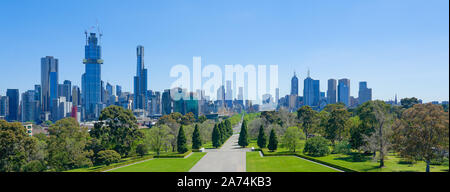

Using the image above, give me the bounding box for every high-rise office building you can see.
[72,86,81,107]
[21,90,38,122]
[327,79,337,104]
[41,56,58,113]
[225,80,233,100]
[0,96,8,119]
[303,71,319,107]
[6,89,19,121]
[106,82,114,96]
[116,85,122,97]
[237,87,244,101]
[291,72,298,95]
[82,32,103,120]
[358,81,372,105]
[134,45,148,110]
[161,89,172,115]
[338,78,350,107]
[58,80,71,102]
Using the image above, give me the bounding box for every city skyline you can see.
[0,0,448,103]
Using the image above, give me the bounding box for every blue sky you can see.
[0,0,448,102]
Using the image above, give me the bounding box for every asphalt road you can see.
[189,115,250,172]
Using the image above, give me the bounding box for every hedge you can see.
[258,149,358,172]
[154,151,192,158]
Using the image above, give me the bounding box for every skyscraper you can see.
[116,85,122,97]
[303,71,319,107]
[338,78,350,107]
[291,72,298,95]
[41,56,58,113]
[358,81,372,105]
[134,45,148,110]
[72,86,81,107]
[58,80,71,102]
[6,89,19,121]
[327,79,337,104]
[161,89,172,115]
[0,95,8,119]
[21,90,38,122]
[106,82,114,96]
[82,32,103,120]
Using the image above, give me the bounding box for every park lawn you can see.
[312,152,449,172]
[246,152,339,172]
[109,152,206,172]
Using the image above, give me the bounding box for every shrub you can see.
[97,150,121,166]
[303,136,330,157]
[332,140,351,154]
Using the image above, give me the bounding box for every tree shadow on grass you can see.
[334,153,372,162]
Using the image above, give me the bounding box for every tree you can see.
[96,150,121,166]
[219,122,226,143]
[225,119,233,137]
[361,101,392,168]
[238,120,249,147]
[283,126,305,152]
[0,120,44,172]
[147,125,171,155]
[400,97,420,109]
[136,143,148,157]
[267,129,278,152]
[47,118,92,171]
[177,125,188,153]
[181,112,196,125]
[90,105,143,157]
[348,116,364,150]
[392,103,449,172]
[325,108,350,144]
[198,115,207,123]
[212,124,221,148]
[303,136,330,157]
[353,101,383,151]
[257,125,267,149]
[192,124,202,150]
[297,106,317,140]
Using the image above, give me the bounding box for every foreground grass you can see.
[249,138,448,172]
[313,153,449,172]
[109,152,206,172]
[246,152,339,172]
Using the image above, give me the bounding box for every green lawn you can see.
[313,153,449,172]
[249,138,448,172]
[109,152,206,172]
[246,152,339,172]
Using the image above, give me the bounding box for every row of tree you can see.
[212,119,233,148]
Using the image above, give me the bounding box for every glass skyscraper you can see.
[6,89,19,121]
[338,78,350,107]
[41,56,58,113]
[303,70,319,107]
[290,72,298,95]
[134,45,148,110]
[82,33,103,120]
[327,79,337,104]
[358,81,372,105]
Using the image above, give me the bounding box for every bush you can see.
[136,143,148,157]
[430,157,449,166]
[303,136,330,157]
[97,150,121,166]
[332,140,351,154]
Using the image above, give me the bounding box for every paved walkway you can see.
[190,115,250,172]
